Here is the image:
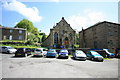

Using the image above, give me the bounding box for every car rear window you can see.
[49,49,55,52]
[60,50,68,53]
[35,49,42,52]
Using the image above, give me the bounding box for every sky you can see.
[0,0,119,35]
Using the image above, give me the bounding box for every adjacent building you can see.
[0,26,26,41]
[79,21,120,52]
[42,17,76,48]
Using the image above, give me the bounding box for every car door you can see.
[86,51,92,59]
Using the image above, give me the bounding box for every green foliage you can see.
[76,33,79,45]
[0,40,26,43]
[0,44,42,48]
[74,44,79,48]
[32,27,39,35]
[15,19,35,32]
[15,19,39,42]
[27,33,36,41]
[26,40,34,45]
[41,33,46,42]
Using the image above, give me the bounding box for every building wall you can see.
[1,27,26,41]
[106,23,119,52]
[118,26,120,48]
[79,21,120,52]
[42,17,76,48]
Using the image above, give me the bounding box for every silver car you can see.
[73,50,87,61]
[33,48,47,57]
[0,46,17,54]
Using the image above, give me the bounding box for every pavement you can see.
[0,53,119,78]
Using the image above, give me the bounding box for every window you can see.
[10,30,13,33]
[3,36,6,40]
[108,32,113,36]
[9,35,12,40]
[19,30,22,34]
[19,35,22,40]
[69,33,72,40]
[54,32,58,44]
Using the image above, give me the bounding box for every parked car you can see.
[33,48,47,57]
[103,49,115,58]
[46,49,57,58]
[58,49,69,59]
[73,50,87,61]
[15,48,31,57]
[86,51,104,62]
[115,48,120,58]
[0,46,17,54]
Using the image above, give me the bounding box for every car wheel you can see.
[91,57,94,61]
[100,59,104,62]
[107,54,110,58]
[66,56,68,59]
[7,51,10,54]
[25,54,27,57]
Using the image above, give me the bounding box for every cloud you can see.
[67,10,106,32]
[2,0,42,22]
[14,21,18,25]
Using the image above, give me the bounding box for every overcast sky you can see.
[0,0,119,34]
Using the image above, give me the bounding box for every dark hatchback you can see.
[86,51,104,62]
[15,48,32,57]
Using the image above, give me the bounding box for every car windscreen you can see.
[91,51,101,56]
[49,49,55,52]
[76,50,84,54]
[8,47,14,49]
[60,50,68,53]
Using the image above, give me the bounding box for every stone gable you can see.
[42,17,76,48]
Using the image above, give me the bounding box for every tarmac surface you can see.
[1,53,119,78]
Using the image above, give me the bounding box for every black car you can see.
[15,48,31,57]
[86,51,104,62]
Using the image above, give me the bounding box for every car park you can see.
[86,51,104,62]
[73,50,87,61]
[33,48,47,57]
[58,49,69,59]
[0,46,17,54]
[46,49,57,58]
[103,49,115,58]
[15,48,31,57]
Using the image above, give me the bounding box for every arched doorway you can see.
[64,37,69,48]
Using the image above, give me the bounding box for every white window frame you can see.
[19,35,22,40]
[10,30,13,33]
[9,35,12,40]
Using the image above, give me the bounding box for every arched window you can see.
[65,37,69,41]
[69,33,72,40]
[54,32,58,44]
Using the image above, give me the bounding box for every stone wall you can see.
[42,17,76,48]
[79,21,120,52]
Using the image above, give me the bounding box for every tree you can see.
[15,19,38,33]
[15,19,40,44]
[76,33,79,45]
[41,33,46,42]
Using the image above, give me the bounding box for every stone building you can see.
[0,26,26,41]
[79,21,120,52]
[42,17,76,48]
